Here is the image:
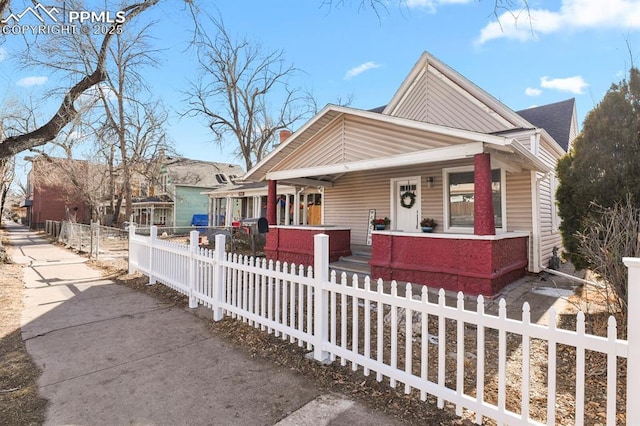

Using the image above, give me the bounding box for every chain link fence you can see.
[48,221,266,259]
[52,221,129,259]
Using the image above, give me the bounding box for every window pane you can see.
[449,172,474,227]
[448,169,502,228]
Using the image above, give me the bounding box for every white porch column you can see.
[284,195,291,225]
[225,196,233,226]
[302,194,309,225]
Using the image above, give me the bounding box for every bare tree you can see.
[0,0,161,159]
[184,15,315,171]
[5,1,171,225]
[93,23,170,223]
[97,95,170,224]
[0,0,533,163]
[576,197,640,329]
[322,0,529,18]
[0,156,15,221]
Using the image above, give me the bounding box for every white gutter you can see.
[540,266,606,289]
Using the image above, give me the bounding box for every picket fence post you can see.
[148,226,157,285]
[188,230,199,309]
[623,257,639,423]
[128,224,136,274]
[313,233,330,362]
[212,233,226,321]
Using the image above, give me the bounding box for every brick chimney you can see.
[279,129,292,144]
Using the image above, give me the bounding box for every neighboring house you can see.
[204,131,323,227]
[239,51,577,296]
[23,156,91,229]
[131,156,243,227]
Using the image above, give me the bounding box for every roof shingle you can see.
[516,98,575,151]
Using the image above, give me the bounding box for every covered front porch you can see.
[259,151,533,296]
[131,198,173,226]
[240,105,550,296]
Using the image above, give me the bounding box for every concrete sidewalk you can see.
[6,221,401,426]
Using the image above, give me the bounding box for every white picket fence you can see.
[128,226,637,425]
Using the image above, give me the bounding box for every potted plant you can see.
[371,217,391,230]
[420,218,437,232]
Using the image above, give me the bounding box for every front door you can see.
[393,177,421,232]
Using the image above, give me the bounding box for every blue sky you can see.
[2,0,640,182]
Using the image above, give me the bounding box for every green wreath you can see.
[400,191,416,209]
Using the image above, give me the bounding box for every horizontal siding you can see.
[272,115,470,173]
[538,139,563,170]
[393,67,428,122]
[506,171,532,233]
[393,65,511,134]
[325,162,468,245]
[275,117,344,170]
[506,171,534,270]
[537,173,562,267]
[513,134,532,151]
[342,115,461,156]
[323,159,549,246]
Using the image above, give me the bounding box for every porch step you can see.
[329,246,372,278]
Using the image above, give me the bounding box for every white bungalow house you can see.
[218,51,578,296]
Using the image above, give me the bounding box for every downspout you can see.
[530,130,544,273]
[531,171,541,273]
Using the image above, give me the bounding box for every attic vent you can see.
[215,173,229,184]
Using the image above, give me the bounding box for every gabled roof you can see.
[242,52,562,183]
[242,105,550,183]
[383,51,535,132]
[162,157,243,188]
[516,98,576,151]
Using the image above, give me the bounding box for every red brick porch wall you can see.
[265,226,351,266]
[369,232,528,296]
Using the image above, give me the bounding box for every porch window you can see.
[157,208,168,225]
[160,174,168,194]
[445,167,504,231]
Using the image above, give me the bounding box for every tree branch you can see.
[0,0,159,159]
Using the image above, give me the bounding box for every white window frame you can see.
[442,165,507,234]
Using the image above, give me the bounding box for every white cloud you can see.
[525,87,542,96]
[476,0,640,44]
[344,61,381,80]
[16,76,48,87]
[406,0,473,13]
[0,48,7,62]
[540,75,588,94]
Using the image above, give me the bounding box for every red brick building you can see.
[24,157,90,229]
